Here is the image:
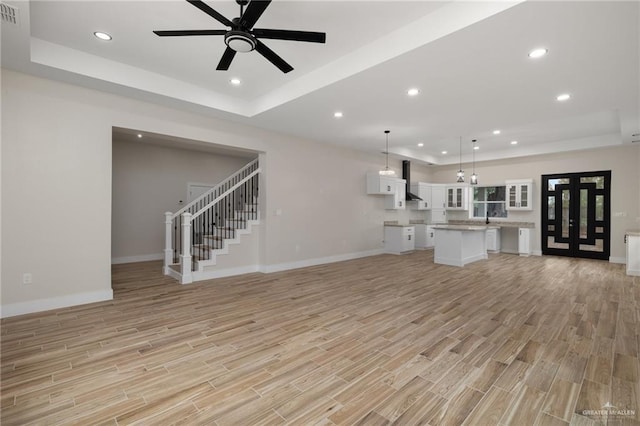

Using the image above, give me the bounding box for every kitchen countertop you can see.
[448,220,535,229]
[383,221,415,228]
[432,225,489,231]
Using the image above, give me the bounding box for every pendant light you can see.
[456,136,465,182]
[470,139,478,185]
[379,130,396,176]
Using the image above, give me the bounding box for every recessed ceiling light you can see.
[333,111,343,118]
[93,31,112,41]
[229,78,241,85]
[528,48,548,58]
[417,143,424,147]
[137,134,142,138]
[407,88,420,96]
[556,93,571,101]
[493,130,501,135]
[473,146,480,150]
[441,151,447,155]
[510,140,518,145]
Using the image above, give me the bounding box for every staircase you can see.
[163,159,261,284]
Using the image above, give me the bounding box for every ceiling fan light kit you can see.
[225,30,256,52]
[153,0,326,73]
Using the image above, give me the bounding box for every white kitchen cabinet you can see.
[384,226,415,254]
[385,179,406,210]
[431,185,446,209]
[426,225,435,248]
[410,183,432,210]
[518,227,532,256]
[486,228,501,252]
[366,172,397,195]
[506,179,533,211]
[626,232,640,276]
[414,224,435,249]
[446,185,469,210]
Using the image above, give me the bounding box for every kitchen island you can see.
[433,225,488,266]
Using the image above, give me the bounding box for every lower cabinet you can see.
[414,225,435,249]
[384,226,415,254]
[486,228,501,252]
[518,228,532,256]
[626,232,640,276]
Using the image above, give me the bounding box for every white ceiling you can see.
[2,0,639,166]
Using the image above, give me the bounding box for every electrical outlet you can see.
[22,273,32,285]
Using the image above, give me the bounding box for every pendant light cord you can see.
[385,130,390,170]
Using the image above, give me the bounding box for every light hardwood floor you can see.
[1,251,639,425]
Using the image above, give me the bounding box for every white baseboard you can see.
[609,256,626,264]
[112,253,163,264]
[1,289,114,319]
[191,265,261,283]
[261,249,385,274]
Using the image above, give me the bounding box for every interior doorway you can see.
[541,171,611,260]
[187,183,214,203]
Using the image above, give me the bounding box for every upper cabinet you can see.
[385,179,406,210]
[431,185,446,210]
[445,185,469,210]
[365,173,405,210]
[410,183,432,210]
[506,179,533,211]
[366,172,396,195]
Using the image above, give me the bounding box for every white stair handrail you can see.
[172,158,258,220]
[191,169,261,221]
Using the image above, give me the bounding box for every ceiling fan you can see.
[153,0,326,73]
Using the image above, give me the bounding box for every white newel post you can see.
[181,212,193,284]
[163,212,173,275]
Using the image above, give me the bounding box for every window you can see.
[473,186,507,219]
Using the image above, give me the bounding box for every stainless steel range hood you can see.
[402,160,423,201]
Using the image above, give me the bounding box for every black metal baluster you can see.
[173,217,178,263]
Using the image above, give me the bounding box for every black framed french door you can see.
[541,171,611,260]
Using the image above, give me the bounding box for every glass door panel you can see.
[542,171,610,260]
[520,185,528,208]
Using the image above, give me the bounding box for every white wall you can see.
[2,69,424,316]
[4,68,634,317]
[111,139,252,262]
[429,145,640,260]
[2,71,113,316]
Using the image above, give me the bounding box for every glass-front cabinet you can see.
[445,185,468,210]
[506,179,533,211]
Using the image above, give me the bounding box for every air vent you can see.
[1,2,19,25]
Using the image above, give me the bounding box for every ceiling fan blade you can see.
[239,0,271,29]
[252,28,326,43]
[187,0,234,28]
[216,47,237,70]
[255,40,293,73]
[153,30,227,37]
